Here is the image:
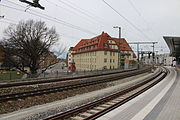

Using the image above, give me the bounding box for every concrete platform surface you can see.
[97,67,179,120]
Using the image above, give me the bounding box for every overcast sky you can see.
[0,0,180,57]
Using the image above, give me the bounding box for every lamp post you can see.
[113,26,121,69]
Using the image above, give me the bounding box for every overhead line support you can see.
[128,42,158,69]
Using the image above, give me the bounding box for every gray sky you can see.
[0,0,180,57]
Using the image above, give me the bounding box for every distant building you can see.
[69,32,136,71]
[46,61,67,73]
[67,47,74,67]
[67,47,76,72]
[39,52,60,68]
[143,53,174,66]
[156,53,174,66]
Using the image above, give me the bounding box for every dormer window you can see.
[104,44,108,48]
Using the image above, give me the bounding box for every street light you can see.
[113,26,121,38]
[113,26,121,69]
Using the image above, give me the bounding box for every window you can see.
[110,52,112,56]
[104,51,107,55]
[110,59,112,63]
[104,44,108,48]
[108,40,113,43]
[104,58,107,63]
[113,52,115,56]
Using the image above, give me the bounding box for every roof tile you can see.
[72,32,133,53]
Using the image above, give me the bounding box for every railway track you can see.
[0,67,151,103]
[0,68,139,88]
[45,67,168,120]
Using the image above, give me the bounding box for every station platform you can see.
[97,67,180,120]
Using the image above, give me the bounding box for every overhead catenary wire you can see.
[7,0,105,28]
[1,1,97,35]
[45,0,101,26]
[0,6,91,41]
[0,1,17,26]
[0,20,16,25]
[127,0,160,40]
[4,0,96,35]
[64,0,107,24]
[102,0,152,41]
[125,0,165,55]
[0,1,80,41]
[57,0,102,25]
[128,0,141,16]
[57,0,116,32]
[64,0,119,29]
[3,18,17,23]
[0,22,77,43]
[27,10,97,35]
[127,0,149,29]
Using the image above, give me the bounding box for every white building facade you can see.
[143,53,174,66]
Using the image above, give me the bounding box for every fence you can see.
[37,64,140,78]
[0,64,147,81]
[0,71,24,81]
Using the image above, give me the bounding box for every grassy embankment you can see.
[0,71,24,80]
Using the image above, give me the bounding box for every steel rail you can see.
[44,67,167,120]
[87,67,167,120]
[0,67,151,103]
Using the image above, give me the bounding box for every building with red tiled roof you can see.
[68,32,136,71]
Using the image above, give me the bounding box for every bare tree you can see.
[1,19,59,78]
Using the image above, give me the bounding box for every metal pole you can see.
[152,43,155,63]
[128,42,158,69]
[152,43,155,70]
[119,27,121,69]
[152,43,155,71]
[137,43,139,69]
[119,27,121,39]
[113,26,121,69]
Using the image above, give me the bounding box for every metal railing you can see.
[0,64,147,81]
